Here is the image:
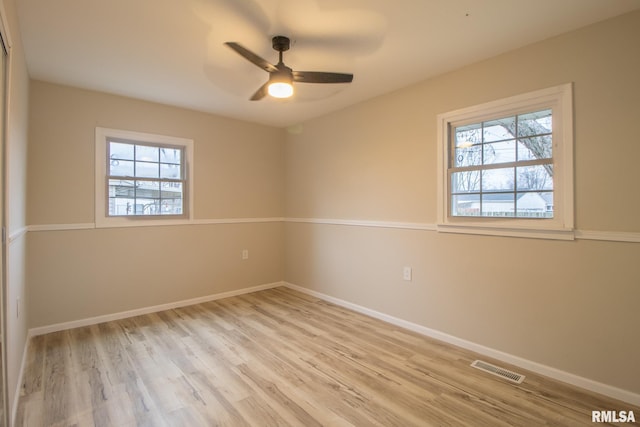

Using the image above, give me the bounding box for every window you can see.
[107,141,185,217]
[95,128,193,227]
[437,84,574,239]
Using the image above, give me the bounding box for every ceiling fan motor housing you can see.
[272,36,291,52]
[271,63,293,82]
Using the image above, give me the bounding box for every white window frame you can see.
[95,127,194,228]
[436,84,574,240]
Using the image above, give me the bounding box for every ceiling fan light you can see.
[268,82,294,98]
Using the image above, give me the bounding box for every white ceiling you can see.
[16,0,640,128]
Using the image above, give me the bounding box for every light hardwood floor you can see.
[16,287,639,426]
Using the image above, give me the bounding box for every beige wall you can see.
[285,10,640,395]
[27,81,286,327]
[2,0,30,418]
[28,222,283,326]
[28,81,285,224]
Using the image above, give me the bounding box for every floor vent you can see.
[470,360,525,384]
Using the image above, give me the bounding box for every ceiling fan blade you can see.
[250,82,269,101]
[225,42,278,73]
[293,71,353,84]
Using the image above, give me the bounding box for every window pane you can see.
[109,197,135,216]
[483,116,515,142]
[455,123,482,148]
[160,163,181,179]
[109,142,134,160]
[516,165,553,191]
[135,198,160,215]
[109,159,134,177]
[484,140,516,165]
[135,161,159,178]
[452,194,480,216]
[517,109,552,137]
[135,145,159,162]
[454,145,482,167]
[160,147,181,165]
[161,182,183,200]
[517,136,552,161]
[451,171,480,193]
[135,180,160,200]
[517,192,553,218]
[482,168,514,192]
[109,179,135,198]
[482,193,515,217]
[160,197,183,215]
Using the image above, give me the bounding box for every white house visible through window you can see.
[437,84,574,239]
[95,127,194,228]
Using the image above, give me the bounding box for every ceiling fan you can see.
[225,36,354,101]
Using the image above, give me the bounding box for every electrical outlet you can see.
[242,249,249,260]
[403,266,412,281]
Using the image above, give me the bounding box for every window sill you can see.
[436,223,575,240]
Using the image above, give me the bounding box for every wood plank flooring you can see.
[16,287,639,426]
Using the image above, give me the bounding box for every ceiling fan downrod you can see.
[272,35,290,64]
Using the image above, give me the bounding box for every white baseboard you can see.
[283,282,640,407]
[28,281,284,337]
[11,334,31,427]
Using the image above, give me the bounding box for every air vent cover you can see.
[471,360,525,384]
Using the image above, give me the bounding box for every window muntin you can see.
[107,140,185,217]
[449,109,553,218]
